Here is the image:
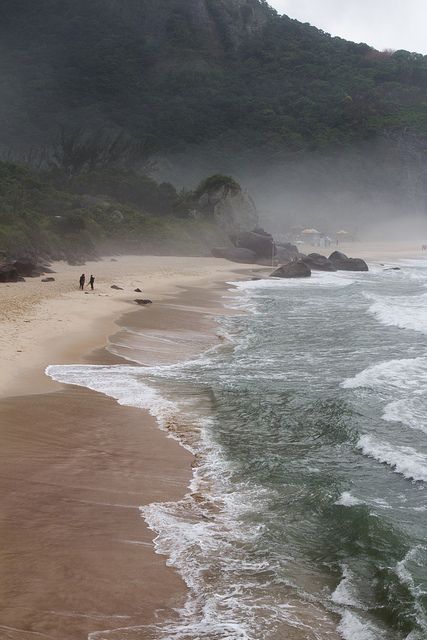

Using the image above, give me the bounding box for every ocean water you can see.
[47,259,427,640]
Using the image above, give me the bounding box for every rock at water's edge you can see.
[271,261,311,278]
[302,253,337,272]
[328,251,368,271]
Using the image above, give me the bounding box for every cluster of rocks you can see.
[0,259,54,283]
[271,251,369,278]
[213,229,281,264]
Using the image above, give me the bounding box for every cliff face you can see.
[118,0,271,52]
[198,183,259,235]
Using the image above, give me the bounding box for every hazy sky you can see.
[269,1,427,54]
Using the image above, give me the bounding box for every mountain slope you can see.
[1,0,427,157]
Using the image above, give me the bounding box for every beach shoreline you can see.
[0,256,262,640]
[0,244,425,639]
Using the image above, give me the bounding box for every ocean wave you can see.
[383,399,427,435]
[46,364,182,435]
[396,547,427,637]
[342,357,427,433]
[228,271,356,291]
[364,291,427,335]
[337,610,388,640]
[332,565,365,609]
[335,492,364,507]
[357,435,427,482]
[341,356,427,391]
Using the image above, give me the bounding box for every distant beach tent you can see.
[301,228,320,235]
[301,228,321,245]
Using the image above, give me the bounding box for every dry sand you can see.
[0,255,259,398]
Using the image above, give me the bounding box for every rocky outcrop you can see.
[302,253,337,272]
[0,264,21,282]
[271,261,311,278]
[234,230,273,258]
[0,259,52,282]
[211,247,257,263]
[134,299,152,305]
[199,184,258,236]
[328,251,369,271]
[275,242,300,262]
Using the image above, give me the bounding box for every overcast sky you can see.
[269,1,427,54]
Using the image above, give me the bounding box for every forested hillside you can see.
[1,0,427,247]
[2,0,427,158]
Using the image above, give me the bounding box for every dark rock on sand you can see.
[271,261,311,278]
[41,277,55,282]
[302,253,337,272]
[234,230,274,259]
[275,242,300,262]
[134,288,142,292]
[111,284,124,290]
[134,299,152,305]
[12,260,44,278]
[212,247,257,263]
[384,267,401,271]
[0,264,22,282]
[328,251,369,271]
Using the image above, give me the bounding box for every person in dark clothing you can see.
[88,274,95,290]
[79,273,85,290]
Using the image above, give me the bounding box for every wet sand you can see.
[0,388,191,640]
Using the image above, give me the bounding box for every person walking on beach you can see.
[88,274,95,290]
[79,273,85,290]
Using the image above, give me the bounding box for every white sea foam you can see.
[46,364,181,435]
[365,291,427,335]
[357,435,427,482]
[383,399,427,435]
[396,547,427,637]
[335,492,364,507]
[332,565,365,609]
[337,611,387,640]
[342,357,427,433]
[342,356,427,390]
[228,271,356,291]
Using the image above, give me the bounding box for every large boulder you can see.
[0,264,21,282]
[211,247,257,263]
[198,181,258,235]
[234,230,274,258]
[275,242,300,262]
[271,261,311,278]
[302,253,337,272]
[328,251,369,272]
[12,260,45,278]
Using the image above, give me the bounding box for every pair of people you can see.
[79,274,95,290]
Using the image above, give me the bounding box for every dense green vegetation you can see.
[1,0,427,161]
[1,0,427,250]
[0,162,231,261]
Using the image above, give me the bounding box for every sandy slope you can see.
[0,255,259,398]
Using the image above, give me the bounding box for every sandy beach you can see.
[0,244,424,640]
[0,255,261,640]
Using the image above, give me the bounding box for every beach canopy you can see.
[301,228,320,234]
